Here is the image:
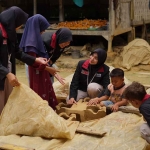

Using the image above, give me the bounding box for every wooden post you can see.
[108,36,114,52]
[128,27,135,42]
[33,0,37,15]
[59,0,64,22]
[128,0,134,43]
[107,0,115,52]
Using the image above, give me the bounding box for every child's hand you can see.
[111,103,119,112]
[87,98,99,105]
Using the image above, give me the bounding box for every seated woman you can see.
[67,48,110,104]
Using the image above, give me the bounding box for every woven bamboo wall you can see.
[115,0,131,29]
[133,0,150,22]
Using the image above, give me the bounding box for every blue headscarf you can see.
[19,14,50,58]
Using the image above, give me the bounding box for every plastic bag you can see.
[0,83,78,139]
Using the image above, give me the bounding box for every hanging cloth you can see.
[73,0,84,7]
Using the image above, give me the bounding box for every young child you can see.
[123,81,150,144]
[88,68,128,112]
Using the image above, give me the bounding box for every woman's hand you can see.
[67,98,77,105]
[87,98,99,105]
[35,57,50,65]
[54,73,65,85]
[6,73,20,87]
[45,66,59,76]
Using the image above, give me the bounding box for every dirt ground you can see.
[16,55,150,88]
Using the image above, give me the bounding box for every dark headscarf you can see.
[56,27,72,44]
[90,48,107,67]
[42,27,72,49]
[0,6,28,42]
[19,14,50,58]
[41,28,72,63]
[88,48,107,83]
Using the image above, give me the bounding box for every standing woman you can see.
[41,28,72,84]
[0,6,48,114]
[19,14,58,110]
[25,28,72,85]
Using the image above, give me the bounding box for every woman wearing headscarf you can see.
[41,28,72,84]
[67,48,110,104]
[25,28,72,84]
[41,27,72,65]
[19,14,59,110]
[0,6,48,114]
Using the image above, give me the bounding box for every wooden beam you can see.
[76,126,106,137]
[120,0,131,3]
[17,29,109,36]
[132,20,150,26]
[33,0,37,15]
[59,0,64,22]
[0,142,34,150]
[114,27,132,36]
[107,0,115,52]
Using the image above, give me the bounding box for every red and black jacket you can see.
[0,24,35,90]
[69,59,110,100]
